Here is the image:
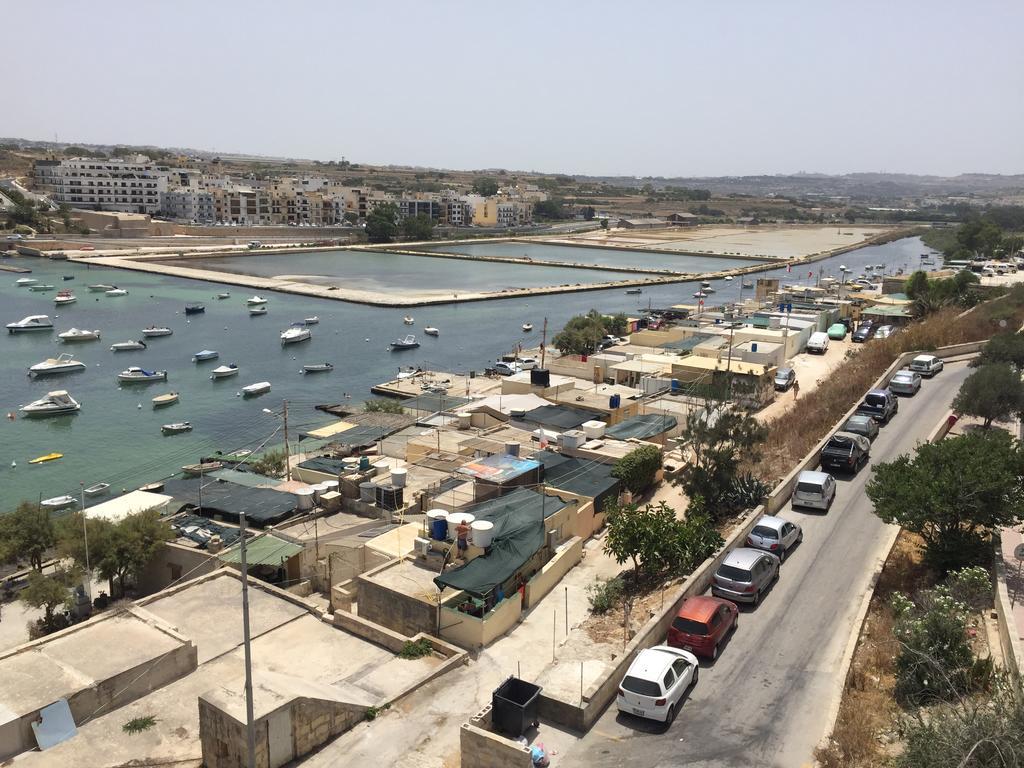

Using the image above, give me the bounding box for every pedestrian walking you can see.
[793,379,800,400]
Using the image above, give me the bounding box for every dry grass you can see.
[582,576,682,648]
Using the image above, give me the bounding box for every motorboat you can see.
[54,290,76,306]
[423,326,440,336]
[110,339,147,351]
[41,495,76,510]
[139,481,165,492]
[84,482,110,497]
[15,277,37,287]
[403,316,415,325]
[390,335,420,350]
[88,284,115,292]
[28,453,63,465]
[29,353,86,376]
[210,364,239,379]
[693,291,708,298]
[21,390,81,417]
[192,349,219,362]
[280,324,312,344]
[216,292,231,300]
[625,288,642,294]
[249,306,268,316]
[702,287,716,294]
[875,264,885,270]
[741,279,754,288]
[7,315,54,333]
[302,362,334,373]
[246,295,268,306]
[396,366,419,379]
[58,327,100,342]
[29,284,55,292]
[185,303,205,314]
[142,326,173,337]
[701,280,712,288]
[105,288,128,296]
[303,316,319,325]
[152,392,179,407]
[62,275,75,281]
[522,323,533,332]
[724,276,734,281]
[117,367,168,383]
[182,461,222,476]
[162,421,193,435]
[241,381,272,397]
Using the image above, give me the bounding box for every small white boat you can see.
[29,353,86,377]
[423,326,440,336]
[701,280,712,288]
[396,366,419,379]
[88,284,115,292]
[246,295,268,306]
[41,495,76,510]
[161,421,192,435]
[724,276,734,281]
[110,339,147,351]
[118,367,168,383]
[29,284,55,292]
[83,482,110,497]
[242,381,272,397]
[15,277,37,287]
[142,326,173,338]
[152,392,179,407]
[210,364,239,379]
[694,291,708,298]
[390,334,420,350]
[302,362,334,373]
[216,292,231,300]
[249,306,268,316]
[741,279,754,288]
[7,315,54,333]
[702,287,716,294]
[280,324,312,344]
[303,316,319,325]
[522,323,533,332]
[59,327,101,342]
[54,290,76,306]
[403,316,415,325]
[192,349,219,362]
[105,288,128,296]
[182,461,222,476]
[21,390,81,417]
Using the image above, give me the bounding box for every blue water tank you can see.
[751,342,758,352]
[671,379,680,392]
[431,518,449,541]
[610,394,621,409]
[359,456,370,471]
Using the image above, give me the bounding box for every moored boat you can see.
[15,277,37,287]
[162,421,193,435]
[522,323,533,332]
[192,349,219,362]
[54,290,76,305]
[28,353,86,377]
[62,275,75,281]
[741,279,754,288]
[29,284,55,292]
[302,362,334,373]
[110,339,147,351]
[182,461,222,476]
[423,326,440,336]
[625,288,642,294]
[184,303,205,314]
[216,292,231,300]
[403,316,415,325]
[59,327,101,342]
[41,495,76,510]
[303,316,319,325]
[249,306,268,316]
[88,284,115,292]
[390,334,420,350]
[241,381,272,397]
[152,392,179,407]
[21,390,81,417]
[117,367,168,383]
[28,452,63,465]
[210,363,239,379]
[105,288,128,296]
[7,315,54,333]
[142,326,173,337]
[84,482,110,497]
[280,324,312,344]
[246,295,268,306]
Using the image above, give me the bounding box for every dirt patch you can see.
[581,576,683,648]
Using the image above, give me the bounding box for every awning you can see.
[219,533,303,566]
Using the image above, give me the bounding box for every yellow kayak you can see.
[29,452,63,464]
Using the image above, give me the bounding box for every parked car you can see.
[909,354,944,377]
[855,388,899,424]
[492,362,522,376]
[746,515,803,562]
[616,645,699,723]
[840,414,880,441]
[515,357,538,370]
[806,331,830,354]
[820,431,871,473]
[827,323,848,340]
[888,369,922,396]
[852,322,875,343]
[774,366,796,392]
[711,548,780,606]
[667,596,738,660]
[791,469,837,510]
[873,325,895,340]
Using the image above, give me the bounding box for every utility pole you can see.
[239,511,257,768]
[540,317,548,369]
[79,483,91,600]
[282,399,291,482]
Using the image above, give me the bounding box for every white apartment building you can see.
[34,156,171,214]
[160,189,215,222]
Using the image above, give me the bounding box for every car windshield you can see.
[671,617,710,635]
[893,374,911,382]
[622,675,662,697]
[751,525,778,539]
[796,481,823,494]
[845,417,868,429]
[717,564,752,582]
[865,393,886,406]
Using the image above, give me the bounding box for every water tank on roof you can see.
[582,420,606,439]
[457,411,472,429]
[295,487,315,511]
[609,394,621,409]
[390,467,407,488]
[530,368,550,388]
[359,481,376,502]
[560,430,584,449]
[376,484,403,511]
[751,342,758,353]
[472,520,495,549]
[505,441,520,457]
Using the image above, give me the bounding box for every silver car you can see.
[711,547,780,606]
[888,369,922,396]
[746,515,803,562]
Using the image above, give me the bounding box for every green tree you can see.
[0,502,56,571]
[471,177,499,196]
[343,211,359,225]
[972,331,1024,370]
[20,566,78,631]
[365,202,399,244]
[952,363,1024,428]
[611,444,662,495]
[533,199,565,220]
[866,430,1024,572]
[957,217,1003,258]
[401,214,434,241]
[58,202,72,229]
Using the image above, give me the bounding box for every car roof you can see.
[797,469,831,483]
[845,414,871,423]
[753,515,787,532]
[721,547,767,570]
[828,322,845,327]
[626,646,686,681]
[913,354,936,361]
[776,366,793,375]
[892,370,915,378]
[677,595,730,622]
[866,388,889,396]
[834,431,869,447]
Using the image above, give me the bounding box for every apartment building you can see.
[160,189,215,222]
[34,155,171,214]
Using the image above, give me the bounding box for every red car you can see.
[667,595,738,660]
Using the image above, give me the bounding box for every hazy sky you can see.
[7,0,1023,176]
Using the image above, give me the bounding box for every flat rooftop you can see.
[364,558,441,603]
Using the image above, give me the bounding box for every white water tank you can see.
[295,487,315,511]
[321,479,339,496]
[359,481,376,502]
[372,460,390,477]
[768,316,782,330]
[560,429,585,449]
[447,512,476,527]
[471,520,495,548]
[390,467,407,488]
[312,482,329,502]
[342,457,360,473]
[457,412,472,429]
[582,420,606,439]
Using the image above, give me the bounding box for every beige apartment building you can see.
[34,155,171,214]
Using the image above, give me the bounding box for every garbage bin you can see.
[491,676,542,738]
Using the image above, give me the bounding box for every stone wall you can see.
[357,559,438,637]
[136,541,220,596]
[460,722,532,768]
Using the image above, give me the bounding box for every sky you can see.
[6,0,1024,177]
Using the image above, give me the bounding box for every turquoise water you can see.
[0,236,937,510]
[426,241,766,272]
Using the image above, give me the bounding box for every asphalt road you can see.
[569,361,971,768]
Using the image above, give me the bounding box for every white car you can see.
[616,645,699,723]
[515,357,538,370]
[746,515,803,562]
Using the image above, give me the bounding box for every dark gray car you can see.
[774,367,796,391]
[711,547,780,606]
[840,414,880,441]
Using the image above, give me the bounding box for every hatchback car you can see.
[888,369,922,396]
[820,431,871,473]
[840,414,880,441]
[852,322,875,343]
[616,645,699,723]
[492,362,522,376]
[827,323,848,340]
[873,325,895,340]
[711,547,780,606]
[909,354,944,377]
[746,515,803,562]
[791,469,837,510]
[667,596,738,660]
[774,366,796,392]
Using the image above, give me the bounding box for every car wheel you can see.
[798,530,804,544]
[751,590,760,606]
[666,703,676,724]
[691,667,699,687]
[731,615,739,632]
[711,643,719,661]
[778,547,787,563]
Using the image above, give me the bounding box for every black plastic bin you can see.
[491,676,543,738]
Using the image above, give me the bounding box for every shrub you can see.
[945,566,992,611]
[249,449,286,477]
[611,444,662,496]
[363,398,405,414]
[398,638,435,659]
[586,577,625,615]
[122,715,158,734]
